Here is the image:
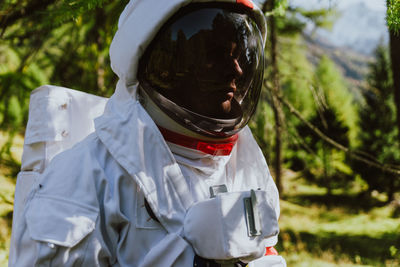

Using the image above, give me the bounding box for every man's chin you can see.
[221,100,232,115]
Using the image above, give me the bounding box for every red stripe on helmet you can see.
[236,0,254,9]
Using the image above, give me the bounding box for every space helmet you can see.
[138,2,265,138]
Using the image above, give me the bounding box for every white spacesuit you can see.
[9,0,285,266]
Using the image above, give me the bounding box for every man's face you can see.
[140,9,262,121]
[183,41,244,118]
[138,7,264,136]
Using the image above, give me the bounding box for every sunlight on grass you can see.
[280,200,400,237]
[278,172,400,266]
[279,198,400,265]
[281,250,372,267]
[319,210,399,237]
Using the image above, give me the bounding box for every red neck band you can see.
[158,126,238,156]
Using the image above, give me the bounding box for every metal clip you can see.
[244,189,261,237]
[209,184,228,198]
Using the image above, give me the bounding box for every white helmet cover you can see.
[110,0,266,86]
[109,0,266,137]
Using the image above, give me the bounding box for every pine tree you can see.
[0,0,130,128]
[387,0,400,143]
[254,0,335,195]
[352,44,400,202]
[0,0,127,173]
[289,56,354,193]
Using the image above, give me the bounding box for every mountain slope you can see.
[316,1,388,55]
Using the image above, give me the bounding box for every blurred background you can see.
[0,0,399,266]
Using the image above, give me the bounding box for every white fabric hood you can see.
[109,0,267,87]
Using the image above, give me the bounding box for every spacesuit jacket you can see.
[9,0,281,266]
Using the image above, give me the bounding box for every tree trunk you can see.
[387,1,400,142]
[264,0,284,195]
[389,32,400,141]
[388,32,400,202]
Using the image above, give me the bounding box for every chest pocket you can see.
[25,194,98,248]
[135,190,161,230]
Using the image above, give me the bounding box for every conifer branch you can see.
[0,0,53,35]
[273,90,400,176]
[387,0,400,34]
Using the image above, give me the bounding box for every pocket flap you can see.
[25,195,98,247]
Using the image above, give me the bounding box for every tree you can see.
[255,1,337,196]
[296,108,351,194]
[352,44,400,202]
[262,0,285,194]
[387,0,400,33]
[387,0,400,143]
[288,56,355,193]
[0,0,127,174]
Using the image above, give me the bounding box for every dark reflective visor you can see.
[139,3,264,137]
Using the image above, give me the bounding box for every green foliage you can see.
[279,35,315,119]
[0,0,110,29]
[51,0,109,23]
[315,56,358,144]
[0,0,128,176]
[294,108,353,192]
[0,46,46,132]
[279,54,357,192]
[387,0,400,33]
[275,10,306,35]
[254,2,356,192]
[275,0,289,16]
[279,174,400,266]
[352,44,400,201]
[250,98,275,161]
[303,56,357,190]
[264,0,289,17]
[297,7,337,30]
[0,1,128,133]
[273,6,335,36]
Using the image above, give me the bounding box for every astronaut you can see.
[9,0,285,266]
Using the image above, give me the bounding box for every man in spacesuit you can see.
[9,0,285,266]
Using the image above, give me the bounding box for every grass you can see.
[278,172,400,266]
[0,132,399,266]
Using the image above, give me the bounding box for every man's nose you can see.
[233,58,243,77]
[225,58,243,79]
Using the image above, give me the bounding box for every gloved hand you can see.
[183,190,279,261]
